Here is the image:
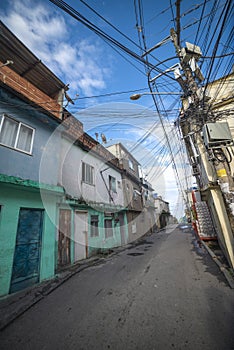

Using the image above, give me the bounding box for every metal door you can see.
[10,209,43,294]
[74,211,88,261]
[58,209,71,267]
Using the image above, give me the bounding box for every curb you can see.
[201,241,234,289]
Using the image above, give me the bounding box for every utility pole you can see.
[170,28,200,103]
[170,13,234,268]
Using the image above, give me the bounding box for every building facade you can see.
[107,143,147,242]
[0,21,172,297]
[154,196,171,229]
[0,21,66,296]
[56,116,128,268]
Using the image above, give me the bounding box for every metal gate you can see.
[10,208,43,294]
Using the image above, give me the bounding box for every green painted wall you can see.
[87,209,128,255]
[0,183,129,297]
[0,183,58,297]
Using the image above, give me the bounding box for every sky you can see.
[0,0,232,218]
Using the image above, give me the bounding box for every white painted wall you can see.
[154,197,169,214]
[59,137,124,207]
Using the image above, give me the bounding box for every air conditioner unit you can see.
[203,122,233,149]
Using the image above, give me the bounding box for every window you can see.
[82,162,94,185]
[144,190,148,200]
[117,180,121,189]
[90,215,99,237]
[104,219,113,238]
[109,175,117,193]
[0,115,34,154]
[129,159,134,170]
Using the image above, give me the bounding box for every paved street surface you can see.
[0,225,233,350]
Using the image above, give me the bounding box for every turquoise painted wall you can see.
[62,205,128,259]
[0,184,58,297]
[87,209,128,255]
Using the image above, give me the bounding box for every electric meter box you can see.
[203,122,233,148]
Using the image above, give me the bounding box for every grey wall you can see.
[0,88,61,186]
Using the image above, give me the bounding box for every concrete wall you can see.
[0,88,61,186]
[60,137,124,207]
[107,143,140,177]
[121,174,142,211]
[87,209,124,254]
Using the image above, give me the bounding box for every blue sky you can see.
[0,0,232,217]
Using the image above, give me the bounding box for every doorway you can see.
[58,209,71,267]
[10,208,43,293]
[74,211,88,261]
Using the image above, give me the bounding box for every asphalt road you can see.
[0,225,234,350]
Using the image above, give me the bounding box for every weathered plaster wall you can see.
[60,137,124,207]
[0,88,61,186]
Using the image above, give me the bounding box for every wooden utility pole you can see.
[175,0,181,47]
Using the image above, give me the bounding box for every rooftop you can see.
[0,21,67,98]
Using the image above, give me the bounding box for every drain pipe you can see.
[100,167,115,204]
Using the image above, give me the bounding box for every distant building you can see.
[141,178,158,232]
[107,143,144,242]
[154,196,171,228]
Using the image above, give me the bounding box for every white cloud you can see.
[1,0,110,98]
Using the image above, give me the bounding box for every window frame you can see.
[128,159,134,171]
[90,215,99,237]
[109,175,117,193]
[104,218,113,238]
[0,114,35,155]
[82,161,95,185]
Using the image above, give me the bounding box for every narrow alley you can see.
[0,225,233,350]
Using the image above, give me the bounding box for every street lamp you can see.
[130,91,183,100]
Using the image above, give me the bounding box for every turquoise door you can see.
[10,209,43,294]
